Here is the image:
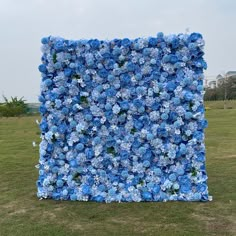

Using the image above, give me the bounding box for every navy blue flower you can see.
[120,73,131,87]
[98,68,109,78]
[85,148,94,159]
[121,38,131,47]
[188,33,202,43]
[148,37,158,47]
[169,54,178,64]
[89,39,100,49]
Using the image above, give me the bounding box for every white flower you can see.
[94,145,103,157]
[76,123,85,133]
[100,116,106,124]
[112,104,120,114]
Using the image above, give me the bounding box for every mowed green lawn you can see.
[0,110,235,236]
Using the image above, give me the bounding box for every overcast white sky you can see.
[0,0,235,102]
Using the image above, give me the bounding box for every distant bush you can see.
[0,96,29,117]
[204,100,236,109]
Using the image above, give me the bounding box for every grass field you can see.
[0,110,235,236]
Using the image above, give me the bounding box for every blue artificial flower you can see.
[153,185,160,194]
[184,91,194,101]
[105,87,116,97]
[148,37,158,47]
[126,62,136,72]
[89,39,100,49]
[64,68,72,77]
[142,191,152,201]
[76,143,84,151]
[82,185,91,195]
[146,133,154,141]
[54,40,64,51]
[85,148,94,159]
[197,183,207,192]
[70,194,77,201]
[56,179,64,187]
[173,97,181,105]
[185,112,193,120]
[41,37,49,44]
[188,32,202,43]
[169,54,178,64]
[121,38,131,47]
[120,73,131,87]
[44,79,53,87]
[166,81,176,92]
[134,119,143,130]
[180,181,192,194]
[179,143,187,155]
[38,64,47,73]
[93,195,105,202]
[69,159,77,167]
[98,68,109,78]
[161,113,169,120]
[143,160,150,168]
[169,173,177,182]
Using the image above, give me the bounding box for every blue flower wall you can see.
[37,33,210,202]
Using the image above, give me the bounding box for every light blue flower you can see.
[76,143,84,151]
[56,179,64,187]
[169,173,177,182]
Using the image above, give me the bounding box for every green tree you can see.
[0,96,29,117]
[204,77,236,101]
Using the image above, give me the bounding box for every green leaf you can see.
[80,96,88,105]
[139,180,144,186]
[189,102,194,109]
[81,130,86,135]
[51,134,57,143]
[73,74,81,80]
[53,53,57,63]
[130,128,137,134]
[169,188,179,195]
[191,167,197,177]
[118,110,126,116]
[73,173,81,183]
[107,147,116,156]
[118,60,125,67]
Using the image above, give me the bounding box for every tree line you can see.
[204,77,236,101]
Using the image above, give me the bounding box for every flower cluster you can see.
[37,33,210,202]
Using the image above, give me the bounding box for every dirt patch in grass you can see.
[192,210,236,235]
[1,200,32,216]
[8,209,27,216]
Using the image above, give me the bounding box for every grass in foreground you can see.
[0,111,235,236]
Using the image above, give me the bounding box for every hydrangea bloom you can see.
[37,33,211,202]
